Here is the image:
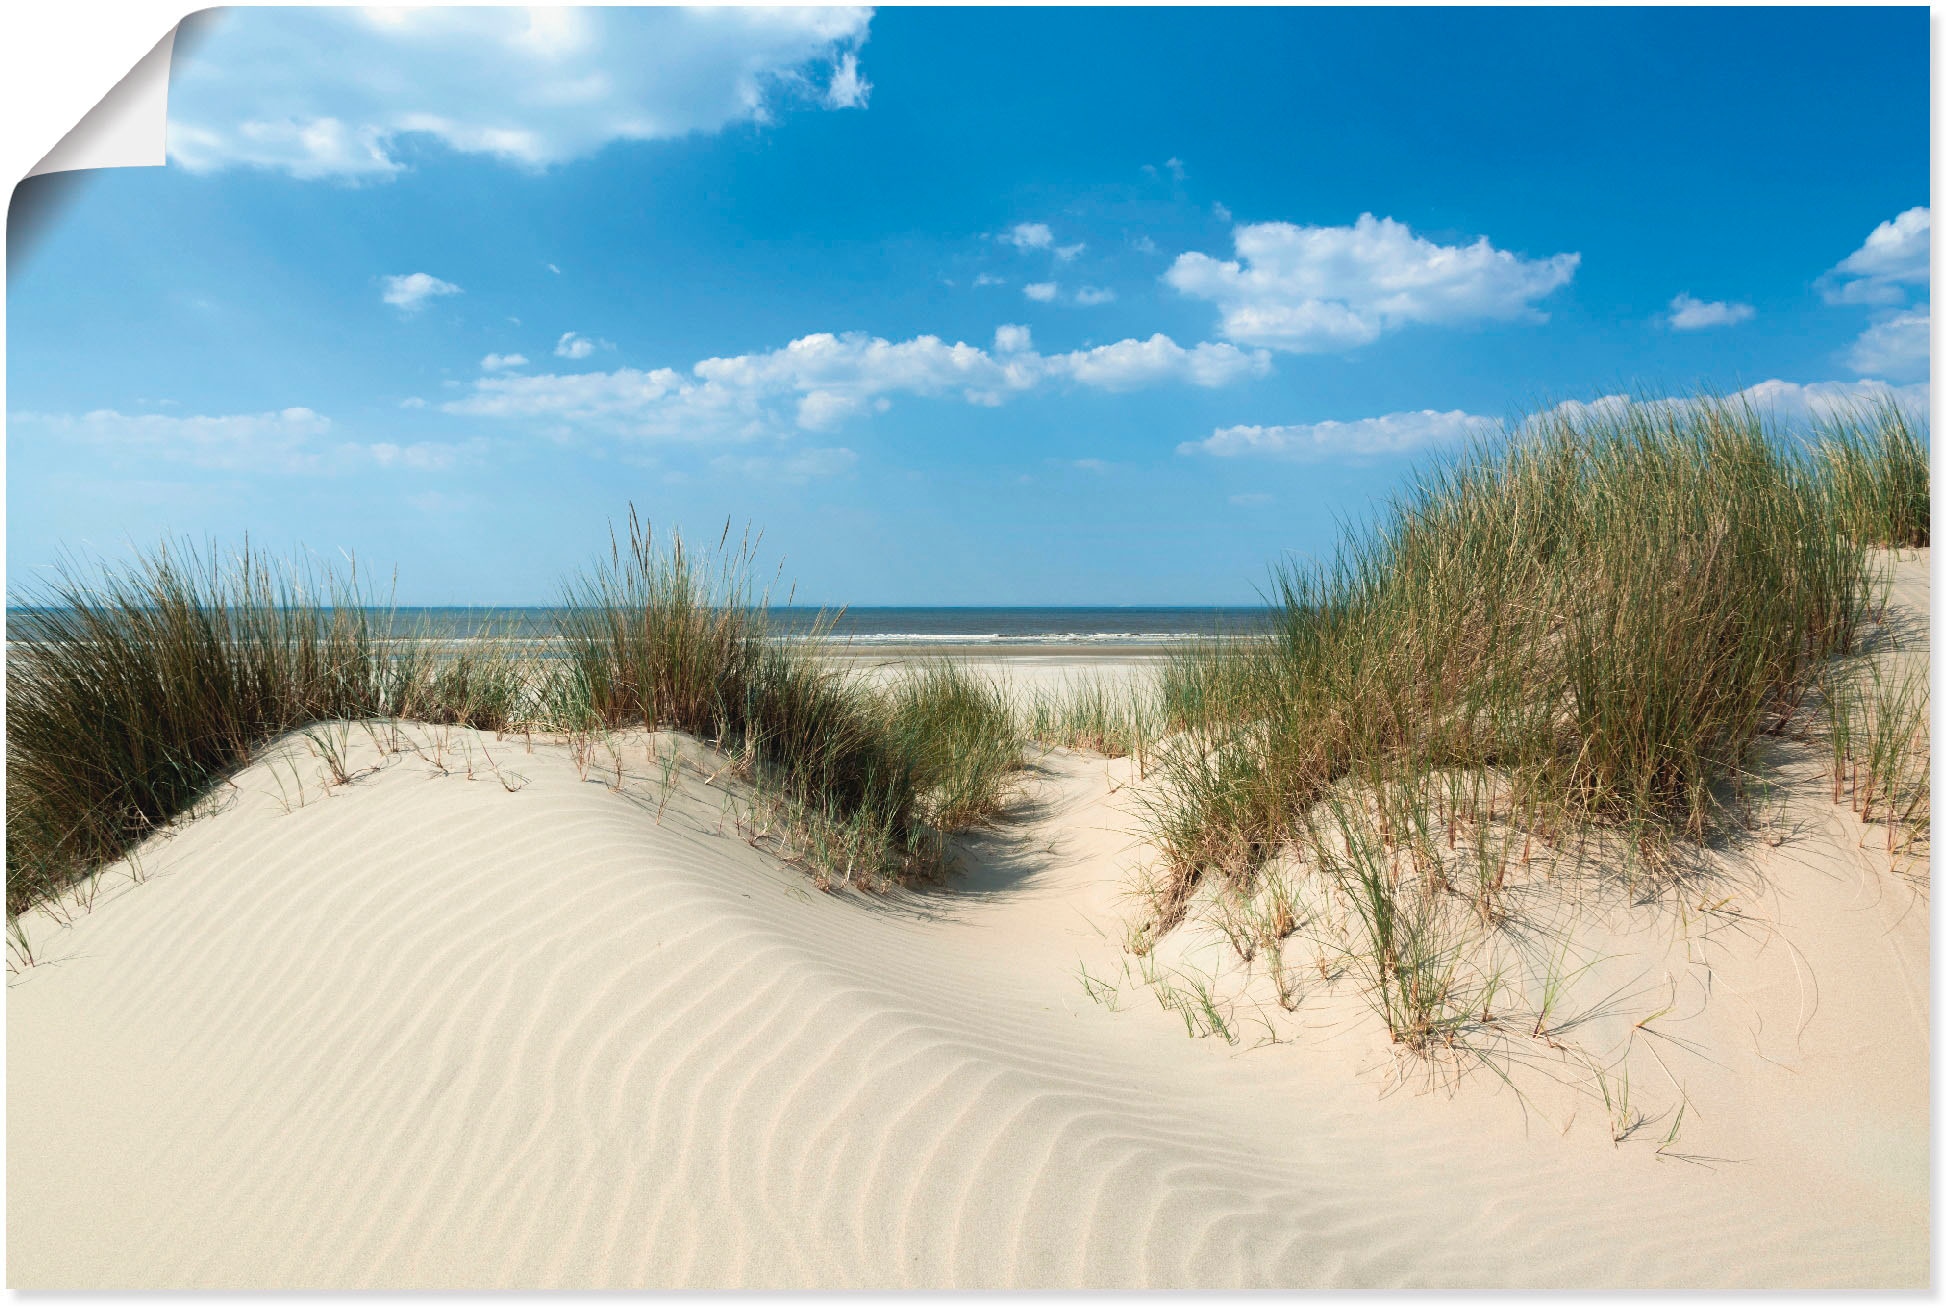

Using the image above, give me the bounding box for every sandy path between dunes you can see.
[7,554,1929,1289]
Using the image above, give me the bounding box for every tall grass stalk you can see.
[1137,396,1926,1052]
[1023,671,1163,763]
[9,514,1026,912]
[545,511,1024,887]
[1820,660,1931,856]
[6,543,509,913]
[1811,399,1930,549]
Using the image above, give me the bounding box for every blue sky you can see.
[6,5,1931,605]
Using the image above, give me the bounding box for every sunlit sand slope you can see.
[8,556,1928,1289]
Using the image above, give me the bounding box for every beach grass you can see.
[1022,670,1164,762]
[8,394,1926,954]
[4,542,505,914]
[1811,398,1930,549]
[1819,656,1931,858]
[1131,393,1925,1046]
[6,512,1026,913]
[884,659,1027,830]
[546,511,1021,886]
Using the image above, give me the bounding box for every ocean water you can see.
[8,605,1275,648]
[392,605,1274,647]
[776,606,1272,645]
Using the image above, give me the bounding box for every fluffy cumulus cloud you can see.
[1816,209,1931,382]
[444,328,1270,444]
[555,331,611,360]
[1730,377,1930,425]
[1184,408,1499,459]
[999,223,1082,261]
[1185,377,1930,463]
[383,272,461,312]
[1666,293,1754,330]
[1023,282,1058,302]
[1530,380,1931,432]
[167,6,873,180]
[1166,214,1579,352]
[6,407,474,474]
[1818,207,1931,306]
[1074,286,1116,306]
[1054,335,1269,391]
[993,324,1032,354]
[481,352,528,371]
[824,51,870,109]
[1846,307,1930,380]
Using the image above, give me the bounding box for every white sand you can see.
[837,648,1168,699]
[7,553,1928,1288]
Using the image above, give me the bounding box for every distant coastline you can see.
[5,604,1276,650]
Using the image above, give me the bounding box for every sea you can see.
[7,606,1276,651]
[393,605,1273,649]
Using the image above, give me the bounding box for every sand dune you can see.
[7,556,1929,1289]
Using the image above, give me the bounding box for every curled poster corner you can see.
[10,19,181,276]
[27,24,179,178]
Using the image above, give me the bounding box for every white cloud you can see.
[1182,378,1931,464]
[445,328,1270,443]
[1074,286,1116,306]
[973,272,1005,287]
[1165,157,1186,181]
[1130,234,1158,255]
[398,396,428,409]
[1166,214,1579,353]
[1846,307,1930,380]
[1184,408,1499,460]
[545,262,561,275]
[382,272,461,312]
[794,391,864,431]
[1666,293,1754,330]
[7,406,479,474]
[481,352,529,371]
[1050,335,1270,391]
[1531,380,1931,432]
[1211,201,1231,224]
[1731,377,1929,424]
[1002,223,1082,262]
[825,50,870,109]
[555,331,610,360]
[1024,282,1058,303]
[1525,394,1632,429]
[167,7,874,180]
[1003,222,1054,252]
[1819,207,1930,306]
